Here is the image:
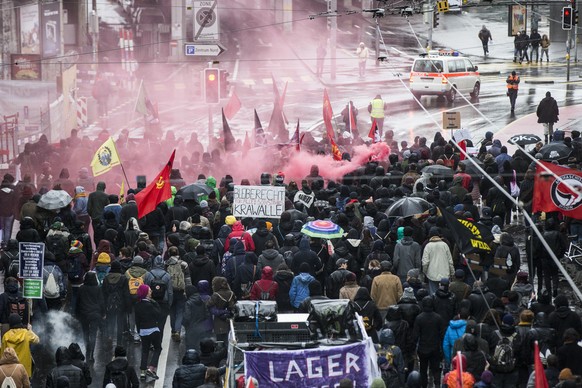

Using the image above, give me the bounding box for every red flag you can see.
[532,161,582,218]
[534,341,549,388]
[330,136,342,161]
[135,150,175,219]
[458,139,467,161]
[323,89,335,141]
[223,88,241,120]
[368,120,380,143]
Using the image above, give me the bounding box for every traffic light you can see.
[433,8,439,28]
[219,70,230,99]
[563,6,573,30]
[204,68,220,104]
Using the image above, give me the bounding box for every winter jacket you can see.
[0,328,39,377]
[274,269,295,312]
[224,240,246,288]
[291,237,323,276]
[102,357,139,388]
[102,271,129,312]
[172,351,207,388]
[76,272,105,321]
[289,272,315,308]
[135,298,161,332]
[207,277,236,335]
[90,240,116,270]
[0,348,29,388]
[537,95,559,124]
[232,256,258,300]
[125,265,154,300]
[69,343,92,386]
[490,324,522,373]
[46,347,87,388]
[149,255,173,305]
[43,262,66,299]
[258,249,284,273]
[250,266,278,301]
[87,182,109,221]
[371,271,403,310]
[351,288,382,336]
[397,297,422,329]
[393,237,421,279]
[339,282,361,301]
[443,319,467,365]
[422,236,454,282]
[548,306,582,347]
[223,222,255,252]
[189,254,216,286]
[433,289,457,325]
[467,287,497,323]
[412,298,445,355]
[326,268,351,299]
[491,233,520,279]
[252,226,278,256]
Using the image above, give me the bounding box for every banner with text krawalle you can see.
[233,185,285,219]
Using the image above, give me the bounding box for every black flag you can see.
[439,207,493,254]
[222,108,236,152]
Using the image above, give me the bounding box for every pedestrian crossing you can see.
[238,74,319,87]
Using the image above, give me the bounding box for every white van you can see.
[447,0,462,13]
[409,50,480,102]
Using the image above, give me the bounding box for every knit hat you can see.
[132,255,144,265]
[126,193,135,202]
[179,221,191,232]
[380,260,393,271]
[114,345,127,357]
[69,240,83,254]
[97,252,111,264]
[345,272,356,282]
[454,269,465,279]
[137,284,150,300]
[110,260,122,273]
[200,200,209,208]
[502,314,515,326]
[559,368,574,381]
[401,287,415,301]
[51,221,64,231]
[225,215,236,225]
[481,370,493,384]
[554,295,569,308]
[8,313,23,329]
[407,268,420,279]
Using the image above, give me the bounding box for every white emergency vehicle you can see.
[409,50,480,102]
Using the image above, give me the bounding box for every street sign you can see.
[19,242,44,299]
[184,43,226,57]
[437,1,449,12]
[443,111,461,129]
[193,0,219,41]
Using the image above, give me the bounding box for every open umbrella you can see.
[386,197,431,218]
[462,157,485,176]
[176,183,213,200]
[421,164,454,178]
[507,134,542,146]
[37,190,73,210]
[539,143,572,161]
[301,220,344,239]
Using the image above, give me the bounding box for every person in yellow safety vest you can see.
[368,95,388,138]
[506,71,519,113]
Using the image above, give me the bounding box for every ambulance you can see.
[409,50,480,102]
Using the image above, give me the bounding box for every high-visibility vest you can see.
[506,75,519,90]
[370,99,385,118]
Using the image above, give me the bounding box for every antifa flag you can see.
[439,207,492,254]
[222,108,236,152]
[135,150,175,218]
[533,161,582,219]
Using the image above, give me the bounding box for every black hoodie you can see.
[47,347,87,388]
[103,357,140,388]
[76,272,105,321]
[412,297,445,354]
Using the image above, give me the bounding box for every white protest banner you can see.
[233,185,286,219]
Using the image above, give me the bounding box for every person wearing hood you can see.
[422,228,454,295]
[119,193,138,229]
[530,290,555,317]
[289,263,315,310]
[16,216,41,244]
[173,349,226,388]
[258,240,284,274]
[189,245,216,287]
[299,280,328,313]
[211,225,231,267]
[275,213,294,247]
[0,313,38,377]
[377,328,405,387]
[87,181,109,234]
[540,219,567,298]
[0,277,29,331]
[273,263,295,313]
[467,281,497,323]
[250,266,278,301]
[72,186,90,232]
[76,271,104,362]
[207,277,236,344]
[223,221,254,253]
[548,295,582,348]
[148,255,173,335]
[412,296,445,388]
[252,220,278,256]
[1,239,19,282]
[489,314,521,385]
[351,287,382,342]
[68,342,92,385]
[392,226,421,284]
[291,236,322,277]
[491,232,521,285]
[442,309,468,368]
[233,252,259,300]
[339,271,361,301]
[103,345,139,388]
[433,278,457,325]
[76,167,95,194]
[183,285,212,351]
[125,256,154,343]
[102,260,129,345]
[0,347,29,388]
[205,176,220,201]
[0,174,17,245]
[43,251,66,310]
[164,246,188,342]
[222,239,245,289]
[443,353,475,388]
[371,261,403,321]
[46,346,87,388]
[134,284,162,380]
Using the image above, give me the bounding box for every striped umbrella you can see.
[300,220,344,239]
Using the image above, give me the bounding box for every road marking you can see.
[242,79,256,86]
[262,78,272,85]
[154,318,172,388]
[300,75,313,82]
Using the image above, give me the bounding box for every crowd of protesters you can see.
[0,125,580,387]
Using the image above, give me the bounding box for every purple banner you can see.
[244,341,372,387]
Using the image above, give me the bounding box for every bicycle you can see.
[564,235,582,267]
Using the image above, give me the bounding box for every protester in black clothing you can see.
[134,284,162,380]
[68,343,92,386]
[46,347,87,388]
[412,296,445,388]
[549,295,582,348]
[103,345,140,388]
[76,272,104,362]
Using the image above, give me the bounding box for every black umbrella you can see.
[461,157,485,176]
[176,183,213,200]
[539,143,572,161]
[386,197,431,218]
[421,164,454,178]
[507,134,542,146]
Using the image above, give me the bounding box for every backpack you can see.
[352,301,373,331]
[491,197,506,215]
[0,365,18,388]
[128,273,144,296]
[108,369,128,388]
[105,281,123,313]
[68,255,84,282]
[257,281,274,301]
[220,252,232,276]
[491,332,517,373]
[5,252,18,278]
[167,261,185,291]
[240,266,256,300]
[46,235,67,260]
[150,273,167,301]
[7,296,25,321]
[442,154,455,168]
[44,267,60,299]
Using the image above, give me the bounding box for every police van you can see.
[409,50,480,102]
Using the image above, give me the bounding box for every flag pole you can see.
[110,137,131,189]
